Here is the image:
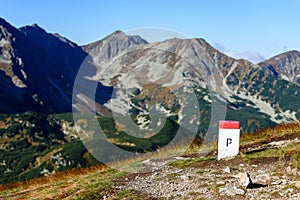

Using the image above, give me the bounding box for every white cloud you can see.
[212,42,265,64]
[225,51,265,64]
[212,42,226,52]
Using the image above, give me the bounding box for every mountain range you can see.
[0,17,300,183]
[0,16,299,132]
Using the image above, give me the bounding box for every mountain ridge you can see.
[85,32,299,126]
[1,17,299,126]
[82,30,148,69]
[0,17,112,114]
[259,50,300,85]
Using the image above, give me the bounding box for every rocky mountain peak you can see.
[83,30,148,50]
[106,30,148,44]
[282,50,300,56]
[28,23,46,32]
[0,18,17,40]
[31,23,42,28]
[259,50,300,85]
[111,29,126,36]
[82,30,148,69]
[19,24,79,50]
[145,37,214,61]
[0,17,11,28]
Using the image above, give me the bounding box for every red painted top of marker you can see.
[219,120,240,129]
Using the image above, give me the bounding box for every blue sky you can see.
[1,0,300,62]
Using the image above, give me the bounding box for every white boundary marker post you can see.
[218,120,240,160]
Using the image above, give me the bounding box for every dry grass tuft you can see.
[0,164,107,191]
[240,120,300,147]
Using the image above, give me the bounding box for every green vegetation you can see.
[0,112,100,184]
[196,169,210,174]
[240,148,279,164]
[98,116,179,153]
[74,168,126,200]
[225,66,300,126]
[0,111,184,185]
[195,87,276,136]
[239,124,300,166]
[0,107,296,185]
[50,113,74,123]
[225,104,276,133]
[292,152,300,170]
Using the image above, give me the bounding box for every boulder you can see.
[238,172,253,188]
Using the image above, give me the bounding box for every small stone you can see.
[216,181,226,185]
[271,180,283,185]
[223,166,231,173]
[279,192,285,197]
[282,179,287,185]
[294,181,300,188]
[292,168,298,176]
[219,187,227,193]
[142,159,151,164]
[286,166,293,175]
[219,186,245,196]
[174,169,183,173]
[180,175,189,182]
[268,140,286,147]
[152,172,159,177]
[233,187,245,195]
[255,174,271,185]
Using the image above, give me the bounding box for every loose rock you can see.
[223,166,231,173]
[219,186,245,196]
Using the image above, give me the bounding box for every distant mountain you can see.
[0,17,43,113]
[1,16,299,131]
[259,50,300,85]
[82,30,148,70]
[84,35,300,135]
[0,17,112,114]
[83,30,148,53]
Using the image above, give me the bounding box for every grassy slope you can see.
[0,94,280,186]
[0,121,299,199]
[0,112,101,185]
